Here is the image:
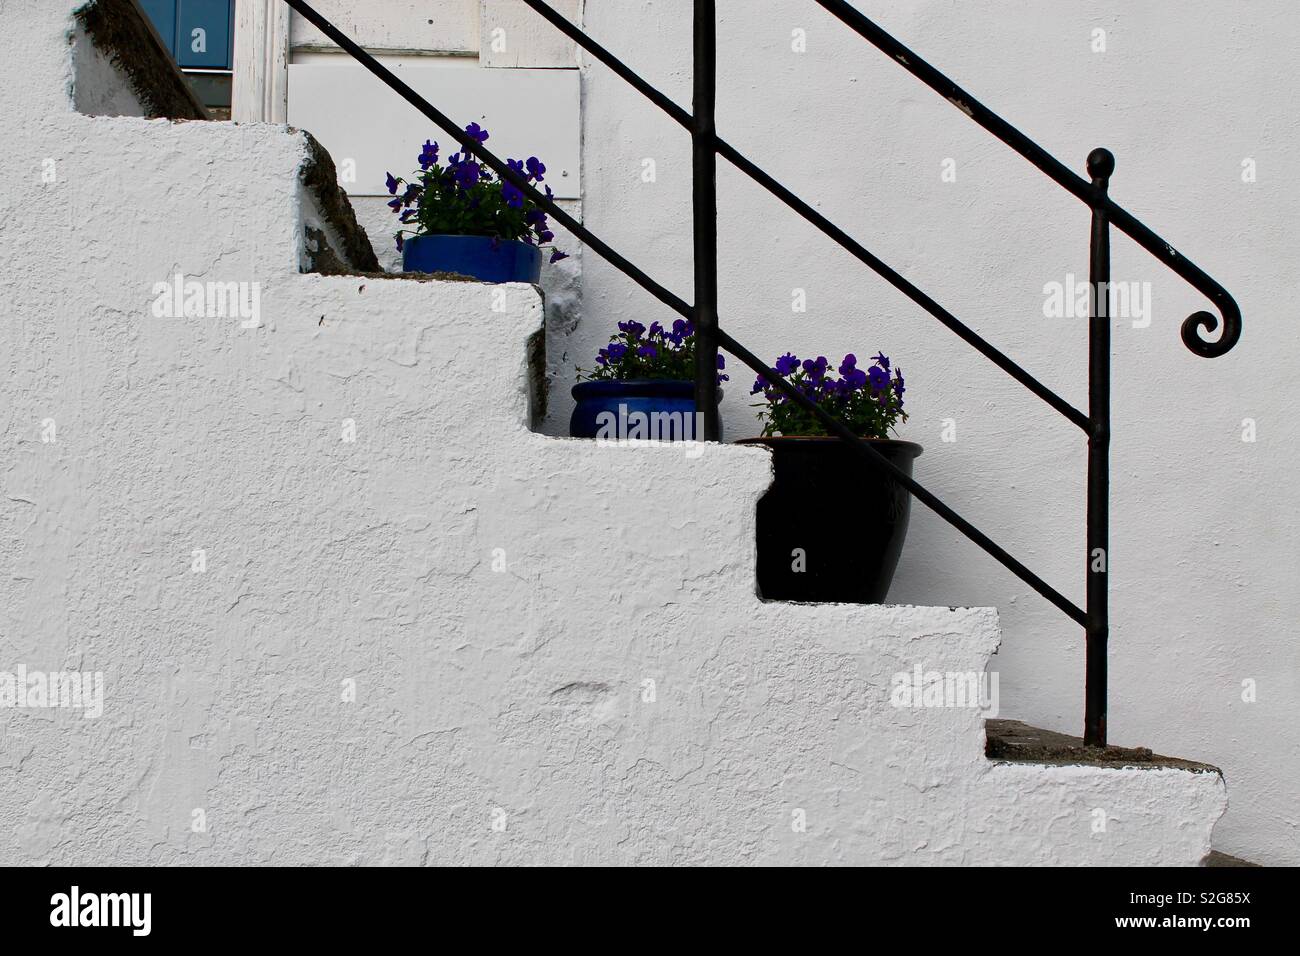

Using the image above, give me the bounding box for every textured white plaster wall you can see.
[0,1,1227,866]
[564,0,1298,866]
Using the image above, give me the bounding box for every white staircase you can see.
[0,0,1225,865]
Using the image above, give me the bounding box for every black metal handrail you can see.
[814,0,1242,360]
[281,0,1241,746]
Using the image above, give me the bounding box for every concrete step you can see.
[983,719,1226,865]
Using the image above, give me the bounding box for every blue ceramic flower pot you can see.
[570,380,721,441]
[402,234,542,283]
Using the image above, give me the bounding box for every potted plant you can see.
[737,351,921,603]
[386,123,568,283]
[570,319,727,441]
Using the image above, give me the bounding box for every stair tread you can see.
[986,719,1219,773]
[1202,850,1259,867]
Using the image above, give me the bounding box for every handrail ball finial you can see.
[1087,147,1115,183]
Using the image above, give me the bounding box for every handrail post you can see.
[692,0,720,441]
[1085,148,1114,747]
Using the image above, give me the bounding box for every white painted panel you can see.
[287,63,580,198]
[480,0,580,68]
[289,0,479,54]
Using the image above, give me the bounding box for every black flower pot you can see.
[736,436,923,603]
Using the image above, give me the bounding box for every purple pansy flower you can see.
[418,140,439,169]
[775,353,800,376]
[452,159,482,190]
[802,356,828,380]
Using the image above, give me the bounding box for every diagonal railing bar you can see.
[281,0,692,323]
[718,328,1088,627]
[813,0,1242,359]
[515,0,1089,432]
[713,143,1090,432]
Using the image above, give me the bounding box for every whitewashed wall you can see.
[562,0,1299,865]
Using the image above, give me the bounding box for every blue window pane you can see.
[176,0,234,70]
[139,0,178,58]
